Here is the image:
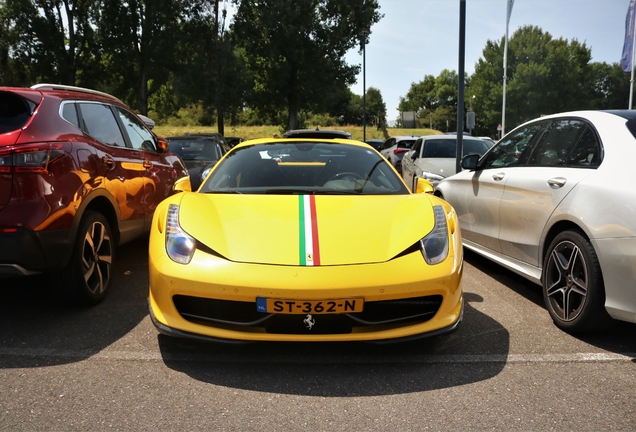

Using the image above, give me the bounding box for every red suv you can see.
[0,84,187,305]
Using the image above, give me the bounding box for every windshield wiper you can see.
[203,190,243,194]
[263,189,317,195]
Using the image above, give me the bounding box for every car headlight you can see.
[420,205,449,265]
[421,172,445,182]
[165,204,196,264]
[201,167,212,182]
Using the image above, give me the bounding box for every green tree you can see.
[470,25,598,136]
[337,86,386,127]
[397,69,460,131]
[339,89,363,125]
[96,0,191,115]
[231,0,382,131]
[174,5,250,134]
[365,86,386,128]
[398,74,436,113]
[3,0,100,86]
[590,62,632,109]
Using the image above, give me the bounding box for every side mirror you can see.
[461,154,480,170]
[156,136,169,153]
[415,177,434,194]
[410,151,417,160]
[173,176,192,193]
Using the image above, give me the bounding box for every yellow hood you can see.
[177,192,436,266]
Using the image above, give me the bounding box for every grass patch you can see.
[153,125,442,142]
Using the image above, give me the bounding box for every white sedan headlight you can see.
[420,205,449,265]
[201,167,213,183]
[421,172,445,182]
[166,204,196,264]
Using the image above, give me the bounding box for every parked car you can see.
[379,136,420,173]
[283,128,352,139]
[225,137,244,147]
[477,136,497,148]
[402,135,491,191]
[167,135,230,190]
[435,110,636,333]
[148,137,463,343]
[0,84,187,305]
[365,139,384,151]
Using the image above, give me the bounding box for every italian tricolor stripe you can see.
[299,195,321,266]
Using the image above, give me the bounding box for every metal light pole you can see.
[456,0,466,174]
[359,29,370,142]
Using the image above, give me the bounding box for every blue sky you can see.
[345,0,631,120]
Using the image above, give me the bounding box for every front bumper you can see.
[149,242,463,342]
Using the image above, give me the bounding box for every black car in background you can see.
[283,128,352,139]
[365,139,384,151]
[166,134,231,190]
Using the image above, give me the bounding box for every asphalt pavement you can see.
[1,237,635,430]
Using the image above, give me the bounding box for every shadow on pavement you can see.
[0,236,150,368]
[158,292,510,397]
[464,249,636,355]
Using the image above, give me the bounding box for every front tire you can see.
[54,211,114,306]
[542,230,611,332]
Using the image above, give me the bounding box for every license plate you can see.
[256,297,364,314]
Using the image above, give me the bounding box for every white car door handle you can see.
[547,177,567,188]
[492,173,505,181]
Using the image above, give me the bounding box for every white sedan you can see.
[435,110,636,333]
[402,135,491,191]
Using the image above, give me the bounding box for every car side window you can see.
[61,102,80,128]
[482,123,543,168]
[412,139,423,158]
[381,139,394,151]
[116,108,156,152]
[219,139,231,155]
[565,126,601,167]
[527,119,587,167]
[78,103,126,147]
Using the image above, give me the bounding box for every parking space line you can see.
[1,348,634,364]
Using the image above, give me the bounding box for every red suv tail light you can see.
[393,148,409,155]
[0,143,64,173]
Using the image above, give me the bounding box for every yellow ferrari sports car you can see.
[148,137,463,342]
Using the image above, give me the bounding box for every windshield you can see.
[168,139,222,161]
[422,139,490,158]
[200,142,409,195]
[397,139,417,149]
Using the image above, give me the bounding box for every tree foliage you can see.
[398,69,463,131]
[1,4,631,135]
[399,25,632,137]
[471,25,604,136]
[2,0,101,86]
[338,86,386,127]
[231,0,382,130]
[95,0,195,114]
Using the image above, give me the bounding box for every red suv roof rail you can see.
[30,83,124,104]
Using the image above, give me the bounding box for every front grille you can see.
[173,294,443,335]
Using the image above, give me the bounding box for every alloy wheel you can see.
[81,220,113,295]
[544,240,588,322]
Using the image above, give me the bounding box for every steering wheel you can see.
[329,172,364,181]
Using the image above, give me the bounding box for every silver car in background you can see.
[435,110,636,333]
[379,135,420,173]
[402,135,491,191]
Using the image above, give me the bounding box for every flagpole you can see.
[624,0,636,109]
[631,13,636,109]
[501,0,512,137]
